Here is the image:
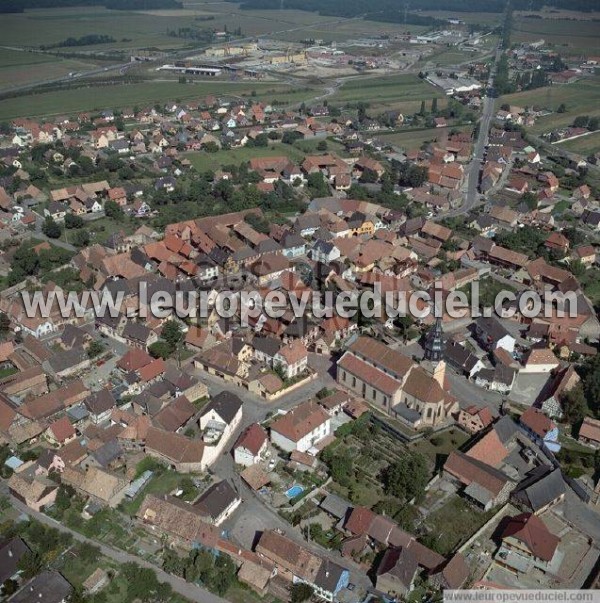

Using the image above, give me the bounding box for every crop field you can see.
[418,11,504,26]
[556,131,600,155]
[0,48,101,90]
[511,15,600,54]
[0,7,207,50]
[0,80,297,120]
[497,77,600,136]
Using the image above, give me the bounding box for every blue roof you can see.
[5,456,23,470]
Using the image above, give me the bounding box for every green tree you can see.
[290,583,314,603]
[104,199,124,220]
[42,216,62,239]
[17,551,42,579]
[431,97,438,114]
[64,213,84,229]
[383,452,428,503]
[71,229,90,248]
[87,340,104,358]
[0,312,10,334]
[557,103,567,113]
[148,341,173,360]
[161,320,183,349]
[317,140,328,151]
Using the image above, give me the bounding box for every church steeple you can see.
[424,317,444,363]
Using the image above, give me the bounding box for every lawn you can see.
[497,76,600,136]
[0,80,295,120]
[185,143,309,172]
[579,268,600,305]
[408,428,470,471]
[556,131,600,156]
[423,495,496,555]
[119,468,204,516]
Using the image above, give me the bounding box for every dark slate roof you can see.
[494,416,520,444]
[252,336,281,358]
[393,403,421,423]
[9,570,72,603]
[444,340,480,372]
[377,546,418,589]
[201,391,242,425]
[122,320,151,343]
[0,537,30,584]
[320,493,352,519]
[475,316,512,343]
[92,439,124,468]
[84,389,116,416]
[315,558,347,593]
[194,480,238,521]
[512,467,566,512]
[47,347,88,373]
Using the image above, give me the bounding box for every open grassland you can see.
[511,15,600,54]
[0,80,297,120]
[497,77,600,135]
[0,48,101,90]
[556,131,600,155]
[331,74,444,106]
[377,126,472,151]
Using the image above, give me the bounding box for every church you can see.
[336,322,458,429]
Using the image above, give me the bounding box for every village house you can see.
[269,400,331,453]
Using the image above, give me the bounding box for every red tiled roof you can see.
[47,416,75,443]
[270,401,329,443]
[466,429,509,467]
[234,423,267,456]
[502,513,559,561]
[345,506,375,535]
[520,407,555,438]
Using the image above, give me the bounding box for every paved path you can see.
[7,495,228,603]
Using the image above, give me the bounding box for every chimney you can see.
[8,548,13,558]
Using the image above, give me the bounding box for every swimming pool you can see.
[285,484,304,499]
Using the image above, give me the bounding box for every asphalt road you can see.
[442,46,503,219]
[6,494,229,603]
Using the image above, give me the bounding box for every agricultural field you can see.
[511,13,600,55]
[556,131,600,156]
[0,7,208,50]
[0,48,102,90]
[0,80,300,120]
[331,73,444,106]
[497,76,600,136]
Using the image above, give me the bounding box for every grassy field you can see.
[497,76,600,135]
[0,80,297,120]
[511,15,600,54]
[377,125,472,151]
[424,495,496,555]
[185,144,305,172]
[556,131,600,155]
[331,74,444,106]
